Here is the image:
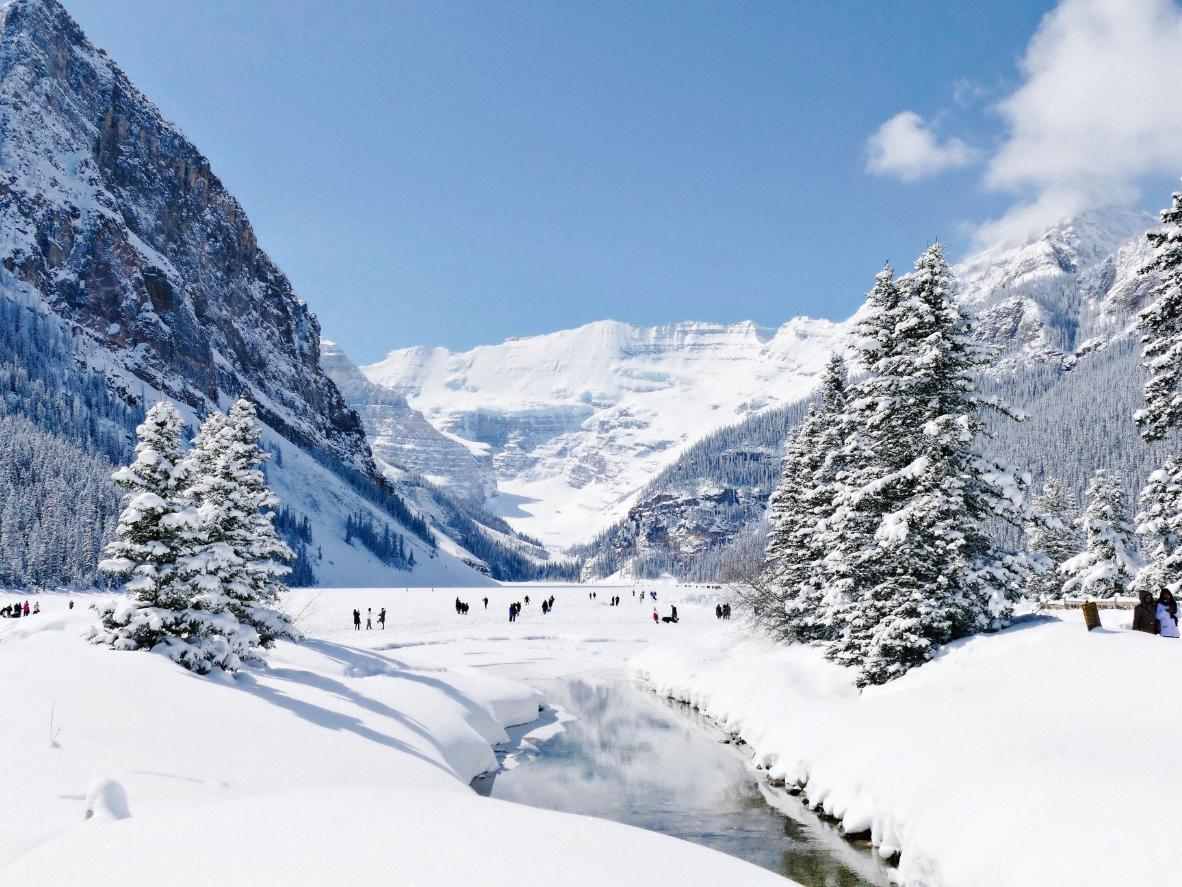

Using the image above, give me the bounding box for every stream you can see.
[473,674,894,887]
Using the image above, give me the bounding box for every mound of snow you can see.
[632,609,1182,887]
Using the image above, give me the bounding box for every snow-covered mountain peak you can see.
[356,205,1160,552]
[362,316,851,546]
[957,205,1155,301]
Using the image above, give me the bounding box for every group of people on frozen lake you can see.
[1132,589,1180,638]
[507,594,557,622]
[352,607,387,630]
[0,600,37,618]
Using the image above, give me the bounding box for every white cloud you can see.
[977,0,1182,247]
[865,111,976,182]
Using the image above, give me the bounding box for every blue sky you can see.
[64,0,1182,362]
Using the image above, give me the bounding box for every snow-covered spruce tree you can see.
[1060,469,1141,600]
[176,399,296,656]
[755,419,814,634]
[819,265,906,671]
[1135,187,1182,601]
[88,403,240,674]
[1136,459,1182,600]
[1024,477,1079,601]
[826,247,1030,685]
[762,352,849,642]
[1136,185,1182,442]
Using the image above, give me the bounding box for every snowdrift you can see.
[633,609,1181,887]
[1,596,790,886]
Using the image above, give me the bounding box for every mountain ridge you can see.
[349,204,1160,561]
[576,207,1166,578]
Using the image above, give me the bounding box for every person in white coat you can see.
[1156,590,1180,638]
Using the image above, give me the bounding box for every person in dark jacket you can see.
[352,608,361,630]
[1133,591,1160,634]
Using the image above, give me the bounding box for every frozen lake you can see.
[290,584,892,885]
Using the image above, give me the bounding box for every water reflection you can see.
[474,676,893,887]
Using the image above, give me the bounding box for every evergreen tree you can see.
[1136,187,1182,604]
[826,247,1029,685]
[175,399,296,657]
[1025,477,1079,600]
[1060,469,1141,599]
[88,403,240,673]
[763,352,848,641]
[223,399,297,645]
[1135,459,1182,600]
[1136,185,1182,441]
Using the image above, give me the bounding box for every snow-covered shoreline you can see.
[1,588,794,886]
[632,607,1179,887]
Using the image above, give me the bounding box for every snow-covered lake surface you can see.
[5,583,1174,887]
[1,584,793,887]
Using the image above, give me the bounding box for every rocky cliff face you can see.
[956,207,1157,370]
[320,341,494,502]
[0,0,369,471]
[0,0,496,586]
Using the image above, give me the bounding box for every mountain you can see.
[577,207,1167,579]
[958,206,1157,370]
[0,0,493,587]
[358,207,1162,573]
[363,317,849,548]
[320,341,494,503]
[321,342,577,581]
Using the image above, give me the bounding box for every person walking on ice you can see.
[366,608,373,630]
[378,608,386,630]
[353,609,361,631]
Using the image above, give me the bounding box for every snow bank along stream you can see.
[3,587,795,887]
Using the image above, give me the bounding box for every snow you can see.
[345,206,1163,561]
[633,605,1182,887]
[8,582,1178,886]
[955,206,1155,300]
[1,586,790,887]
[362,319,850,547]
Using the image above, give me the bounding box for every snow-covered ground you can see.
[5,586,1172,887]
[634,605,1180,887]
[0,585,788,887]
